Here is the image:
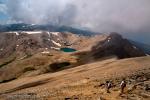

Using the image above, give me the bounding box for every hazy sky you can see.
[0,0,150,44]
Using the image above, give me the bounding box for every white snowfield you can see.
[50,47,60,50]
[51,40,61,47]
[7,32,19,35]
[133,46,137,49]
[107,37,111,42]
[41,51,50,54]
[31,24,35,26]
[15,32,19,35]
[6,31,42,35]
[47,32,51,37]
[50,32,59,36]
[6,31,61,36]
[23,31,43,34]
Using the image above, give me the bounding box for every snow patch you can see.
[19,56,27,60]
[47,32,51,37]
[51,32,59,36]
[24,31,42,34]
[7,32,19,35]
[15,32,19,35]
[0,48,3,51]
[107,37,111,42]
[133,46,137,49]
[146,54,150,56]
[31,24,35,26]
[50,47,60,50]
[16,45,19,47]
[41,51,50,54]
[51,40,61,47]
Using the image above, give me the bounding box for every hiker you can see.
[105,80,112,93]
[120,79,126,94]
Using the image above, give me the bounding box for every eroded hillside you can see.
[0,56,150,100]
[0,32,149,100]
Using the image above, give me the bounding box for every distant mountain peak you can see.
[91,32,146,59]
[0,24,97,36]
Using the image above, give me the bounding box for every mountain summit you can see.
[91,33,146,59]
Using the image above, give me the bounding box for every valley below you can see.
[0,31,149,100]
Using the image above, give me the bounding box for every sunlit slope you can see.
[0,56,149,100]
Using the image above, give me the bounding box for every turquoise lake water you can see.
[60,48,77,52]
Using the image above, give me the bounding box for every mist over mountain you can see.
[0,23,97,36]
[130,40,150,54]
[0,1,150,99]
[0,0,150,44]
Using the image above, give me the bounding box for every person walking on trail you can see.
[120,79,126,94]
[105,80,112,93]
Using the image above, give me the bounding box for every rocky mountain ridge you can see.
[0,31,149,100]
[91,33,146,59]
[0,32,147,83]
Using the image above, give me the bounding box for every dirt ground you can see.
[0,56,150,100]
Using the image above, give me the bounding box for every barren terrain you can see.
[0,56,150,100]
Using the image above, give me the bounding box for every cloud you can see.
[72,0,150,33]
[0,4,7,14]
[5,0,75,24]
[1,0,150,43]
[0,0,6,4]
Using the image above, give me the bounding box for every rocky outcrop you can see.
[0,32,72,58]
[0,32,148,84]
[92,32,146,59]
[0,31,106,58]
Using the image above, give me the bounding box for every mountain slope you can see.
[0,32,147,83]
[0,24,97,35]
[75,33,146,64]
[130,40,150,55]
[0,30,149,100]
[0,56,150,100]
[0,31,106,59]
[91,33,146,59]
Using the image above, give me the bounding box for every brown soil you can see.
[0,56,150,100]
